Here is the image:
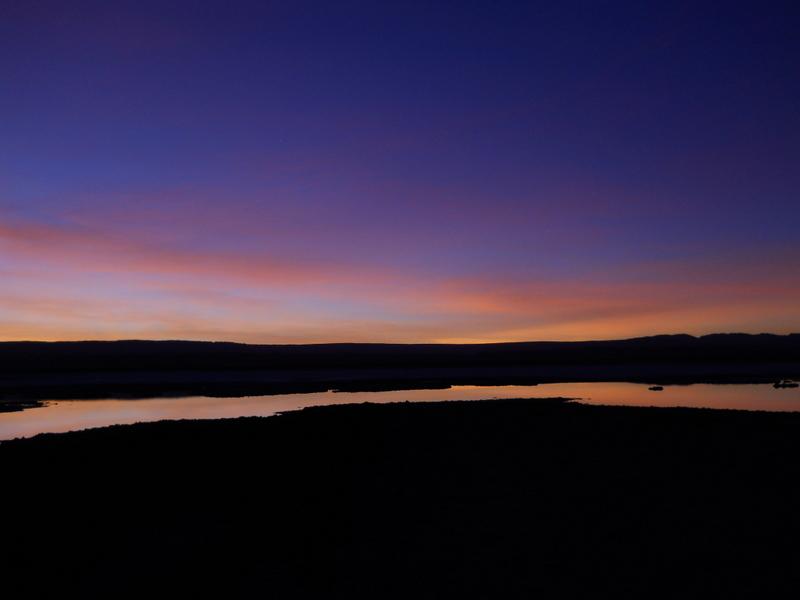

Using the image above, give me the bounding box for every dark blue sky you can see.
[1,1,799,342]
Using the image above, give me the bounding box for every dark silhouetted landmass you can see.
[1,333,799,402]
[3,333,800,373]
[0,399,42,412]
[2,398,800,597]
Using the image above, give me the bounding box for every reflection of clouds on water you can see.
[1,383,798,441]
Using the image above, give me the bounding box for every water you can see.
[1,382,798,440]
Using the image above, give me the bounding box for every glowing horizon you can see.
[2,2,798,343]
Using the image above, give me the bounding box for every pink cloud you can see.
[1,214,798,342]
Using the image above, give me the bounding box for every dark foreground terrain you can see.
[2,333,799,403]
[3,399,800,598]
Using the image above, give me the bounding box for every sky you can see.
[1,0,799,343]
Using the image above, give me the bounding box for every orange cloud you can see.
[1,215,798,342]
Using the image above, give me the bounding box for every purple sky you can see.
[1,1,799,342]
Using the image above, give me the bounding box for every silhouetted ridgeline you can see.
[2,399,800,597]
[1,334,799,402]
[1,333,799,374]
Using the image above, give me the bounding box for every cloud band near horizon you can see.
[2,211,798,343]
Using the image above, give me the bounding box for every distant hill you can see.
[1,333,798,374]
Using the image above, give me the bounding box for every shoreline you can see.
[2,362,799,403]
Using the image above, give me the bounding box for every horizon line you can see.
[1,332,798,347]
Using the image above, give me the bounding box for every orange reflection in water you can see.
[1,382,798,440]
